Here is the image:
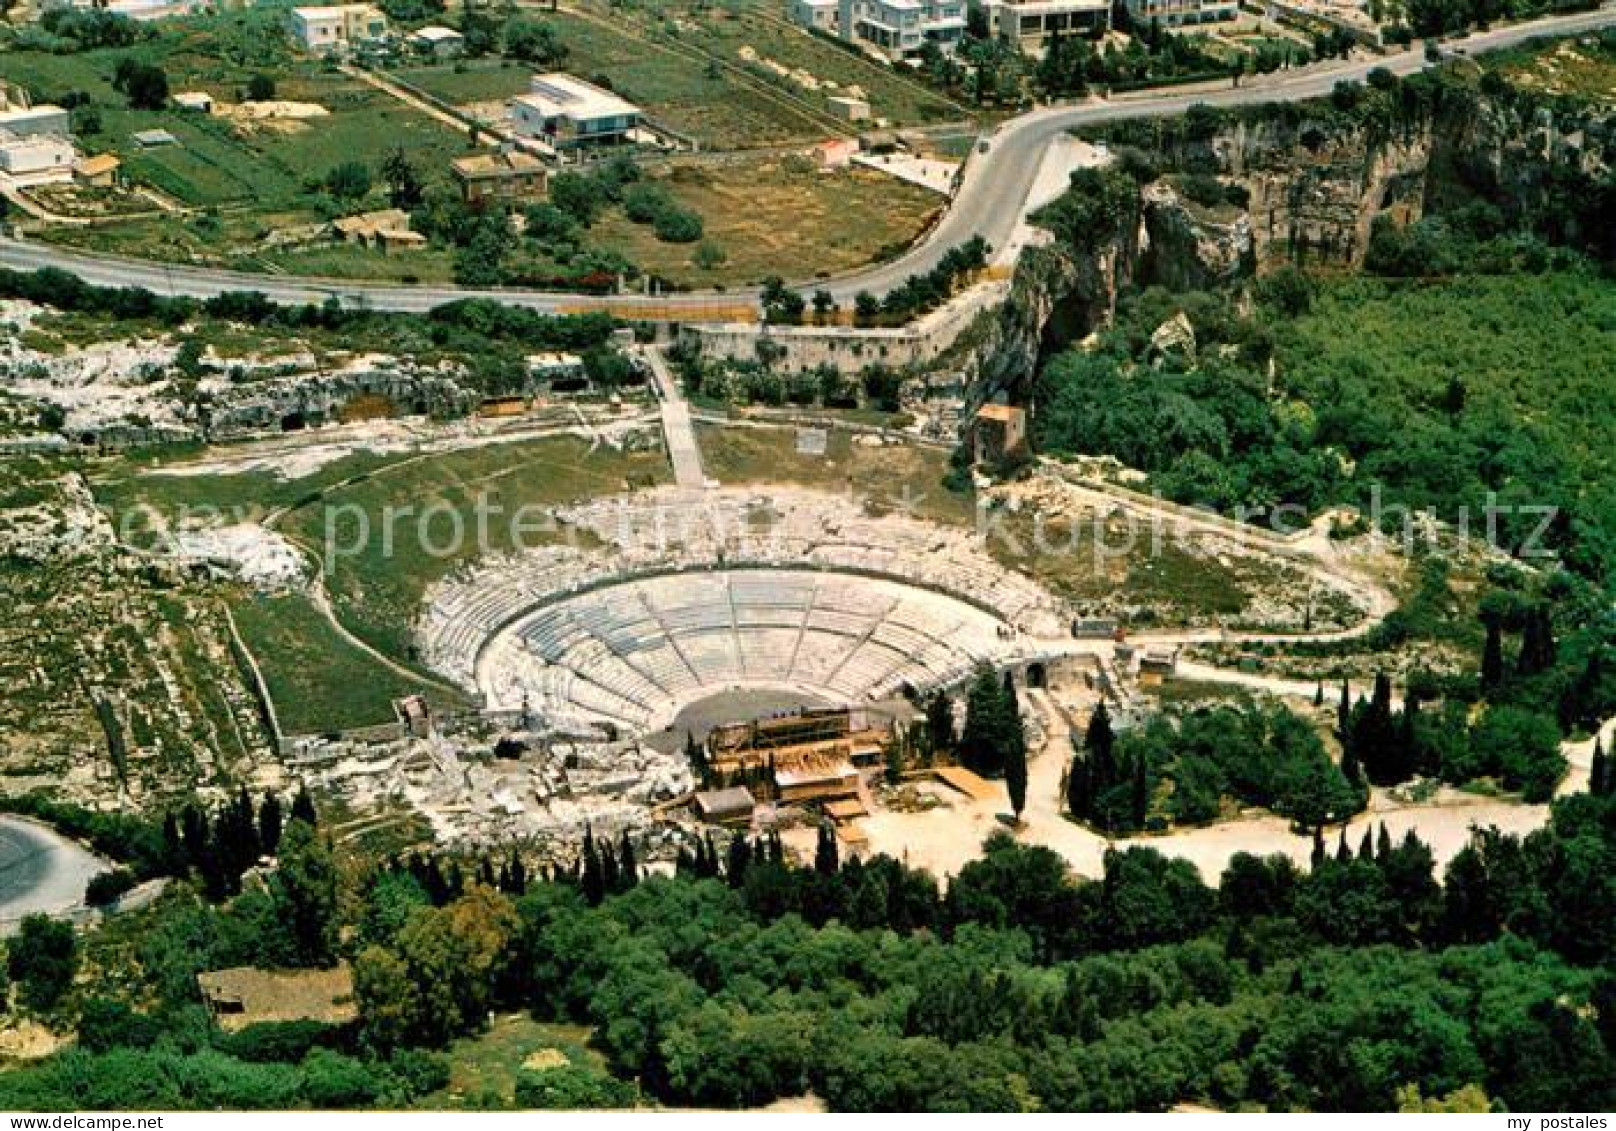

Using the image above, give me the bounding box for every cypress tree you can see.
[726,834,752,887]
[814,822,840,876]
[1481,619,1505,693]
[1337,679,1351,735]
[1516,606,1558,677]
[618,832,638,891]
[1357,827,1375,861]
[1311,825,1326,869]
[1590,739,1609,798]
[1066,749,1092,820]
[1376,822,1393,861]
[1130,753,1149,830]
[1005,724,1028,819]
[581,827,605,906]
[161,810,185,875]
[1084,701,1116,789]
[257,793,284,858]
[600,840,619,896]
[290,786,317,827]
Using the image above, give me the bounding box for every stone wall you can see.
[679,280,1008,375]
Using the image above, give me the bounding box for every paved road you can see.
[0,815,109,931]
[1,7,1611,315]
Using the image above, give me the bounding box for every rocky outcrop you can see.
[1204,116,1435,268]
[1141,182,1255,290]
[972,191,1145,399]
[974,86,1613,407]
[200,363,477,439]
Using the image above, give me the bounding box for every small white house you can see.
[789,0,840,32]
[0,133,78,186]
[511,74,642,149]
[289,4,388,54]
[408,25,464,58]
[172,91,215,113]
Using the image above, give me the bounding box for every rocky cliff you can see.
[974,82,1613,406]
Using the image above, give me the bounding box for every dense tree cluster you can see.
[1069,701,1363,835]
[3,778,1614,1111]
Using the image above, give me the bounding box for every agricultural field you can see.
[586,155,942,287]
[395,1,963,150]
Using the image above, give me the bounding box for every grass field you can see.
[276,436,671,661]
[590,155,940,286]
[697,422,974,526]
[229,590,468,734]
[428,1016,606,1110]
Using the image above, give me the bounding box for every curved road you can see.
[1,8,1611,314]
[0,815,109,931]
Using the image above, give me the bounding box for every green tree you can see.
[380,147,424,210]
[8,914,78,1010]
[272,819,339,967]
[324,161,372,204]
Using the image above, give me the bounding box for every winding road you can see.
[2,8,1612,315]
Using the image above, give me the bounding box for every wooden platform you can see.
[932,765,999,803]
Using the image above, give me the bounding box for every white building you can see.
[1122,0,1237,26]
[408,25,465,58]
[511,74,642,149]
[834,0,966,59]
[0,105,72,139]
[288,4,388,54]
[789,0,840,32]
[0,133,77,186]
[985,0,1110,47]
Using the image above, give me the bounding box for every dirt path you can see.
[340,64,496,142]
[857,690,1605,883]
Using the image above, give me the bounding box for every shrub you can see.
[652,206,703,243]
[84,869,137,907]
[514,1065,637,1110]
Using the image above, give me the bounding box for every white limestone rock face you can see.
[170,523,308,590]
[0,473,117,563]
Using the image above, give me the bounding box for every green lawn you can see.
[277,435,671,662]
[395,58,535,105]
[698,423,973,526]
[429,1015,605,1110]
[230,590,466,735]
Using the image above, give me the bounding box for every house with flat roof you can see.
[289,4,388,54]
[451,148,548,204]
[1121,0,1235,26]
[835,0,965,59]
[332,208,427,252]
[0,133,77,186]
[0,105,71,139]
[984,0,1110,48]
[789,0,840,32]
[511,74,642,149]
[409,25,464,58]
[694,786,756,826]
